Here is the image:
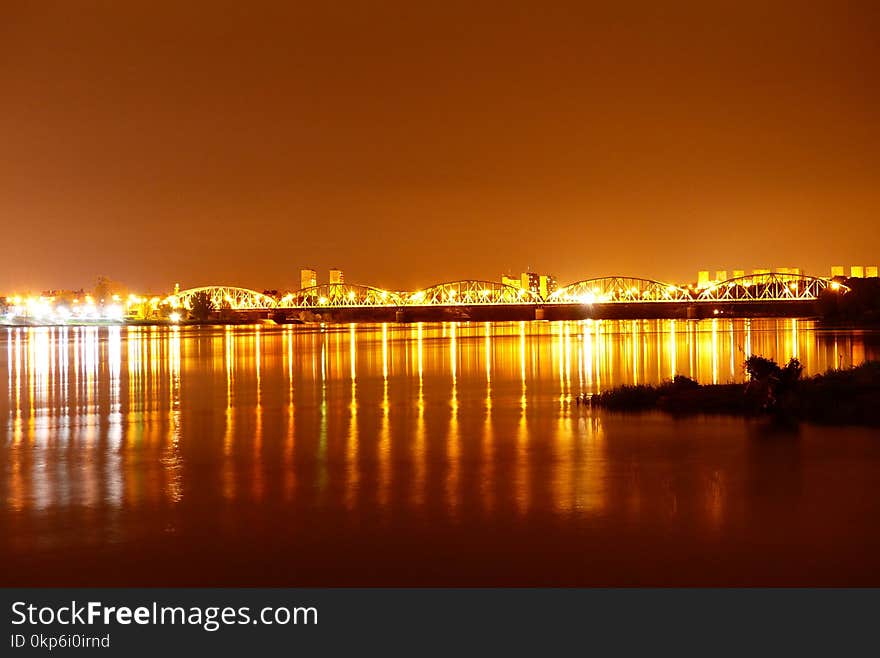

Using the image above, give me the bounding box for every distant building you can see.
[329,268,344,285]
[501,274,520,289]
[714,270,727,282]
[866,266,879,278]
[300,268,317,290]
[520,271,540,295]
[732,269,745,279]
[697,271,710,288]
[851,266,865,278]
[831,265,845,278]
[540,274,558,299]
[502,271,557,299]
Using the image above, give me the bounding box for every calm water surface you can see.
[2,319,880,585]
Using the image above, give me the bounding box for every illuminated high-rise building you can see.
[866,266,879,278]
[851,266,865,278]
[300,268,317,289]
[520,271,540,294]
[502,271,557,299]
[329,268,344,285]
[697,271,710,288]
[831,265,845,278]
[539,274,557,299]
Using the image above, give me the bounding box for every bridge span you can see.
[165,273,846,321]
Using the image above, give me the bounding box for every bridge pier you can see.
[534,307,546,320]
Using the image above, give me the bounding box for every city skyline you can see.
[2,1,879,292]
[0,261,874,299]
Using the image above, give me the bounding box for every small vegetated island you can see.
[590,356,880,427]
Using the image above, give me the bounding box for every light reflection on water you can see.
[2,319,880,585]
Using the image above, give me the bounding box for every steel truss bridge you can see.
[168,273,844,311]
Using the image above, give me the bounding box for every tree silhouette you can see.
[744,355,803,412]
[189,291,214,322]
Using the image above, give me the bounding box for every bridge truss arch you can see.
[171,286,278,310]
[550,276,692,304]
[405,280,542,305]
[697,273,845,302]
[279,283,402,308]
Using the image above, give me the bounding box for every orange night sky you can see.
[1,1,878,292]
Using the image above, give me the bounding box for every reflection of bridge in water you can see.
[169,273,846,321]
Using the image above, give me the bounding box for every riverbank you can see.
[590,361,880,426]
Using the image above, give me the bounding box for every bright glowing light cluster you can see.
[2,295,128,324]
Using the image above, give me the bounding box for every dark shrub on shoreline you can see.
[590,360,880,427]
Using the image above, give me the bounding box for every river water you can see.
[2,319,879,585]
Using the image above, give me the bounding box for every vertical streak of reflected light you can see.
[284,328,296,500]
[72,328,80,417]
[7,329,24,510]
[447,322,459,516]
[253,329,264,501]
[223,326,235,499]
[126,328,139,416]
[346,325,359,510]
[688,321,695,381]
[552,409,574,516]
[728,320,735,378]
[149,328,159,414]
[104,328,123,508]
[519,321,526,399]
[413,323,425,507]
[563,323,572,402]
[26,329,35,422]
[30,329,51,427]
[378,372,391,511]
[516,322,528,515]
[631,322,639,385]
[583,322,593,393]
[61,327,70,412]
[669,320,677,378]
[711,318,719,385]
[556,323,564,395]
[655,323,662,382]
[382,323,389,381]
[576,325,584,395]
[317,336,328,498]
[484,325,491,406]
[349,324,357,382]
[744,319,752,360]
[481,325,494,513]
[6,329,12,412]
[164,327,182,504]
